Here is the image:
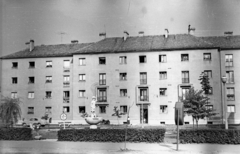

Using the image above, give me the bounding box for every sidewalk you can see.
[1,140,240,154]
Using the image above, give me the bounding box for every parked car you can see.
[21,117,51,127]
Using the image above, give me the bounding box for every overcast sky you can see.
[1,0,240,56]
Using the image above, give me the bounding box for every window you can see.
[46,91,52,99]
[226,71,234,83]
[12,62,18,69]
[181,87,190,100]
[120,106,127,114]
[120,89,127,97]
[63,91,70,102]
[45,107,52,114]
[28,77,35,84]
[46,76,52,83]
[97,88,107,102]
[182,71,189,83]
[119,73,127,81]
[99,73,106,85]
[119,56,127,64]
[28,92,34,99]
[139,88,148,101]
[159,71,167,80]
[29,62,35,68]
[139,55,147,63]
[79,90,86,97]
[159,55,167,63]
[204,70,212,78]
[207,87,213,95]
[160,105,168,113]
[160,88,167,96]
[181,54,189,61]
[28,107,34,114]
[12,77,18,84]
[99,57,106,64]
[140,72,147,84]
[79,106,86,113]
[225,54,233,67]
[11,92,17,98]
[227,105,235,113]
[63,106,70,113]
[203,53,211,61]
[206,105,213,111]
[46,61,52,68]
[63,60,70,69]
[79,58,86,66]
[227,87,235,101]
[63,75,70,86]
[99,106,106,114]
[79,74,86,81]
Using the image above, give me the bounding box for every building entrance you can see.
[140,105,148,124]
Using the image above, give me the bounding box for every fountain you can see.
[83,96,103,129]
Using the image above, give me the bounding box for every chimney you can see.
[99,32,106,40]
[139,31,144,37]
[224,31,233,37]
[29,40,34,51]
[123,31,129,41]
[71,40,79,44]
[188,25,196,35]
[164,29,169,38]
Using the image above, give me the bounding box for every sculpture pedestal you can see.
[90,125,97,129]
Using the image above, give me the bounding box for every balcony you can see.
[139,95,149,102]
[182,78,189,83]
[99,80,106,85]
[227,78,234,83]
[140,79,147,85]
[97,96,107,102]
[63,82,70,86]
[63,97,70,103]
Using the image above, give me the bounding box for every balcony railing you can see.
[63,82,70,86]
[97,96,107,102]
[140,79,147,84]
[99,80,106,85]
[139,96,149,101]
[46,80,52,83]
[227,94,235,101]
[182,78,189,83]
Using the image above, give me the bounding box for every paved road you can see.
[1,140,240,154]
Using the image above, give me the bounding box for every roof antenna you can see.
[57,32,67,43]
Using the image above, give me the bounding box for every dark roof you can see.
[75,34,213,54]
[1,43,93,59]
[199,35,240,49]
[2,34,240,59]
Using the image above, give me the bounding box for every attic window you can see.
[139,55,147,63]
[12,62,18,69]
[181,54,189,61]
[29,62,35,68]
[99,57,106,65]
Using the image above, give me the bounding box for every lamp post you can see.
[221,76,228,130]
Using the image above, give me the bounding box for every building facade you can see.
[1,33,240,125]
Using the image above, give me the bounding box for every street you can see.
[1,140,240,154]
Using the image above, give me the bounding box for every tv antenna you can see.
[57,32,67,43]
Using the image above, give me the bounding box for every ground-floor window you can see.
[79,106,86,113]
[120,105,127,114]
[160,105,168,113]
[63,106,70,113]
[28,107,34,114]
[99,106,106,114]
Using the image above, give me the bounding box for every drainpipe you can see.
[218,47,224,125]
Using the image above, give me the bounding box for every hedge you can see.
[58,128,165,143]
[0,128,32,140]
[180,129,240,144]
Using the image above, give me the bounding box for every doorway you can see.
[140,105,148,124]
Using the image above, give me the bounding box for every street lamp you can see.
[221,76,228,129]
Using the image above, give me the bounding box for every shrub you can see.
[58,128,165,143]
[180,129,240,144]
[0,128,32,140]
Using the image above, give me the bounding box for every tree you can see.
[180,87,217,128]
[0,96,22,127]
[199,71,211,96]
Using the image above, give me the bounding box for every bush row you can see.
[58,128,166,143]
[180,129,240,144]
[0,128,32,140]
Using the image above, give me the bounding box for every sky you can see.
[1,0,240,57]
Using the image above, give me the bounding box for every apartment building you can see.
[1,32,240,125]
